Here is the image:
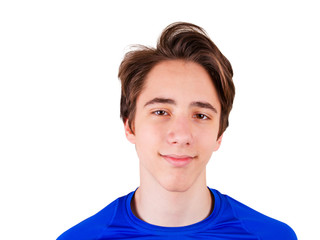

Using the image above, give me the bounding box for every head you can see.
[118,22,235,192]
[119,22,235,139]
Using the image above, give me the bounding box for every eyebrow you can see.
[144,97,218,113]
[190,101,218,113]
[144,98,176,107]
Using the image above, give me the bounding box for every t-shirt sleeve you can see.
[57,199,119,240]
[227,197,297,240]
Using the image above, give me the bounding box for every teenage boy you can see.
[58,22,297,239]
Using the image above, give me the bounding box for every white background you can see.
[0,1,319,239]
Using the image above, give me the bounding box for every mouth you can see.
[160,154,196,167]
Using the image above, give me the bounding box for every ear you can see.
[124,119,136,144]
[213,134,223,151]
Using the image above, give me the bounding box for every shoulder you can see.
[57,198,120,240]
[213,189,297,240]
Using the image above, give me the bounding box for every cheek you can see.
[135,120,164,148]
[196,129,219,152]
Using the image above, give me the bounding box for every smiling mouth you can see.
[160,154,196,167]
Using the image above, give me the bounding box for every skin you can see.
[125,60,223,227]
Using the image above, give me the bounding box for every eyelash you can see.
[194,113,210,120]
[153,110,169,116]
[151,110,210,120]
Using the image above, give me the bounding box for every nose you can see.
[166,116,193,146]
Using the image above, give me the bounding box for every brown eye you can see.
[194,113,209,120]
[153,110,168,116]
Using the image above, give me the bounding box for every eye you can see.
[153,110,169,116]
[194,113,209,120]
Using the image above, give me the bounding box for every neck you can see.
[131,169,213,227]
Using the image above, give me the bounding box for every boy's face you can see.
[125,60,222,192]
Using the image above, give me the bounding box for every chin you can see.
[160,177,193,193]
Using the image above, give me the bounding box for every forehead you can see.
[138,60,220,109]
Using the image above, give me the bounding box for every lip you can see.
[160,154,195,167]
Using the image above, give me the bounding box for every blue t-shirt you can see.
[57,188,297,239]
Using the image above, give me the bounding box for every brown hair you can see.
[118,22,235,138]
